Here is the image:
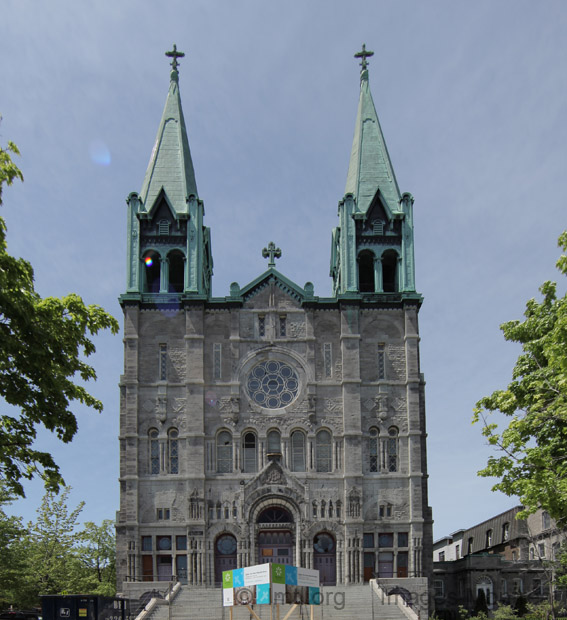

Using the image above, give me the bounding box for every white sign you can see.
[297,567,319,587]
[243,563,270,586]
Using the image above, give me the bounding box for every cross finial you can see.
[354,44,374,71]
[262,242,282,268]
[165,44,185,72]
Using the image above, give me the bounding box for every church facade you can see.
[116,46,433,597]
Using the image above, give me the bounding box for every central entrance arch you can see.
[256,506,294,565]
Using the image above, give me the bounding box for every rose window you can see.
[246,360,299,409]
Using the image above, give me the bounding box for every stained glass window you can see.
[246,360,299,409]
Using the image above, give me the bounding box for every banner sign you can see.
[222,564,320,606]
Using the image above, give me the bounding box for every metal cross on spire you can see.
[262,242,282,268]
[165,44,185,71]
[354,44,374,71]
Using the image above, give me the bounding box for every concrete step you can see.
[143,583,412,620]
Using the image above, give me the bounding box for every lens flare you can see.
[88,139,111,166]
[145,256,153,267]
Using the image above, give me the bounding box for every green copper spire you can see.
[139,44,198,214]
[345,44,401,216]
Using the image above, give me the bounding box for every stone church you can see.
[116,45,433,597]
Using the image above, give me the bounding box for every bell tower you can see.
[330,45,416,298]
[122,45,212,302]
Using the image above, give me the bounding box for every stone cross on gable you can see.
[166,44,185,71]
[262,242,282,268]
[354,44,374,71]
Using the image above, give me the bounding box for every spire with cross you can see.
[262,242,282,268]
[354,44,374,72]
[165,44,185,81]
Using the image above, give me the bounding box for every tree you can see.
[0,484,28,608]
[74,520,116,596]
[0,135,119,497]
[473,232,567,525]
[23,487,86,598]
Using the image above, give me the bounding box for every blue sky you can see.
[1,1,566,540]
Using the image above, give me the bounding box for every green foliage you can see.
[492,605,518,620]
[0,487,116,608]
[0,137,119,497]
[473,232,567,525]
[0,485,28,608]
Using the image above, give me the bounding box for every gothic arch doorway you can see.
[214,534,237,585]
[257,506,294,565]
[313,532,336,585]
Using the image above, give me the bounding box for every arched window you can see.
[328,501,334,518]
[384,427,398,472]
[382,250,398,292]
[242,432,257,473]
[358,250,375,292]
[290,431,306,472]
[158,219,170,235]
[372,220,384,235]
[316,430,332,472]
[168,250,184,293]
[142,250,161,293]
[168,429,178,474]
[336,500,342,518]
[149,428,159,475]
[320,500,326,518]
[267,430,281,455]
[216,431,233,473]
[368,427,379,472]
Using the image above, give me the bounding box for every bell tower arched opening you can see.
[358,250,375,292]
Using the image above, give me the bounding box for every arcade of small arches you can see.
[141,247,185,293]
[357,248,400,293]
[144,426,400,476]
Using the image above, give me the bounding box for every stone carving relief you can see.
[324,398,342,414]
[319,417,343,433]
[168,348,186,382]
[288,321,306,338]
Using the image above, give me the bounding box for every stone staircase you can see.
[140,583,416,620]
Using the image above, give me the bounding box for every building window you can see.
[216,431,233,473]
[157,535,171,550]
[149,429,159,475]
[542,511,551,530]
[502,522,510,541]
[290,431,306,472]
[378,533,394,548]
[384,427,398,472]
[312,502,317,518]
[258,315,265,337]
[552,542,561,560]
[501,579,507,596]
[336,500,341,518]
[512,579,523,595]
[316,430,332,472]
[157,509,170,521]
[213,343,222,380]
[363,533,375,548]
[512,550,517,561]
[369,427,379,473]
[267,430,281,455]
[279,316,286,337]
[159,344,167,381]
[142,536,152,551]
[320,500,326,518]
[168,429,178,474]
[468,537,474,554]
[379,503,392,519]
[438,551,445,562]
[324,343,332,378]
[328,501,333,518]
[242,432,257,473]
[530,547,535,560]
[455,544,460,559]
[377,343,386,379]
[434,580,444,598]
[538,543,545,558]
[143,250,161,293]
[158,219,170,235]
[486,529,493,548]
[176,536,187,550]
[533,579,543,596]
[398,532,408,548]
